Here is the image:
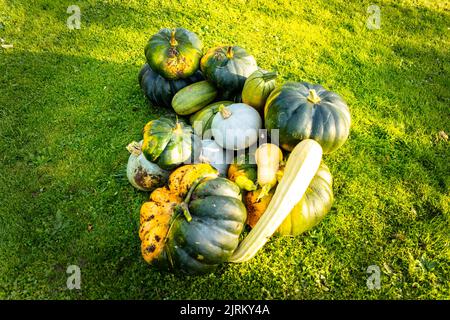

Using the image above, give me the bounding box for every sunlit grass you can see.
[0,0,448,299]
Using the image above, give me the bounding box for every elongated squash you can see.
[172,81,218,115]
[254,143,283,201]
[229,139,323,262]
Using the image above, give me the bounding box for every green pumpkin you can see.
[242,69,277,114]
[140,164,247,275]
[142,117,201,170]
[138,63,204,108]
[189,101,234,137]
[144,28,203,80]
[265,82,351,154]
[200,46,258,100]
[277,162,333,236]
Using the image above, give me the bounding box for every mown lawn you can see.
[0,0,449,299]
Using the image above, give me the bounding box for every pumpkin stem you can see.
[219,105,232,119]
[307,89,321,104]
[170,29,178,47]
[178,173,218,223]
[126,141,142,156]
[262,71,277,81]
[173,121,183,134]
[256,184,273,202]
[226,46,234,59]
[177,203,192,222]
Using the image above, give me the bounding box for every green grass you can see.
[0,0,449,299]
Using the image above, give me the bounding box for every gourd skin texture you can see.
[189,101,233,138]
[171,80,218,115]
[265,82,351,154]
[145,28,203,80]
[140,164,247,275]
[211,103,262,150]
[142,117,201,171]
[242,69,277,113]
[138,63,203,108]
[245,162,334,236]
[201,46,258,99]
[126,140,169,191]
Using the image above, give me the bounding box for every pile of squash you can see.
[127,28,351,274]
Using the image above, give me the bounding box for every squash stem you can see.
[126,141,142,156]
[262,71,278,81]
[256,184,274,202]
[179,173,218,222]
[226,46,234,59]
[219,105,232,119]
[307,89,321,104]
[177,203,192,222]
[170,29,178,47]
[173,121,183,134]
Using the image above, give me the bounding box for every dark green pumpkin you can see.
[189,101,233,137]
[242,69,277,114]
[138,63,204,108]
[265,82,351,153]
[155,176,247,274]
[200,46,258,100]
[144,28,203,80]
[171,80,218,115]
[142,117,201,170]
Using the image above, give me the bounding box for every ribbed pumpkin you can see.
[265,82,351,153]
[140,164,247,274]
[138,63,204,108]
[144,28,203,80]
[142,117,201,170]
[242,69,277,114]
[245,162,333,236]
[200,46,258,100]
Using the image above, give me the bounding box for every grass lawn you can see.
[0,0,449,299]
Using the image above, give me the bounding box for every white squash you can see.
[254,143,283,201]
[229,139,323,262]
[198,139,233,176]
[126,141,169,191]
[211,103,262,150]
